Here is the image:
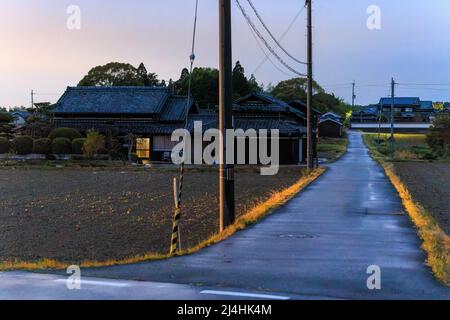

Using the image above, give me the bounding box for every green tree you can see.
[232,61,250,98]
[175,67,220,108]
[271,78,324,102]
[78,62,158,87]
[427,113,450,157]
[83,130,105,159]
[248,74,262,93]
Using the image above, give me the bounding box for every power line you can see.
[245,16,298,78]
[235,0,306,77]
[253,3,306,74]
[246,0,307,65]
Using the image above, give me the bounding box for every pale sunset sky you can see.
[1,0,450,108]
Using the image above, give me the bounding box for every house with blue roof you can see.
[52,87,309,164]
[352,97,437,124]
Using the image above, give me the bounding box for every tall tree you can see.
[175,67,219,108]
[232,61,250,98]
[137,63,150,86]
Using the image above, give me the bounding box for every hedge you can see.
[52,137,72,154]
[12,136,34,155]
[33,138,52,155]
[0,112,13,123]
[48,127,83,141]
[72,138,87,155]
[0,137,11,154]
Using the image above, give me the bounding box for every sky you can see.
[1,0,450,108]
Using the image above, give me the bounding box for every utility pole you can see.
[31,90,35,110]
[390,77,395,151]
[218,0,235,232]
[306,0,314,170]
[352,81,356,109]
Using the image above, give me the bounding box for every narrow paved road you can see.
[1,131,449,299]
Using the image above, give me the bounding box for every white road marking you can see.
[54,279,130,288]
[200,290,290,300]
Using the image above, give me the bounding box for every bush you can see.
[83,130,105,159]
[52,137,72,154]
[0,137,11,154]
[12,136,34,155]
[48,127,83,141]
[427,113,450,157]
[33,138,52,155]
[72,138,87,154]
[0,112,13,123]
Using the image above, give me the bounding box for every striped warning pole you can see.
[170,176,182,255]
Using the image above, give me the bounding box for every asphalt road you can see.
[1,131,449,300]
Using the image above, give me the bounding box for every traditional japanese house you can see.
[52,87,308,164]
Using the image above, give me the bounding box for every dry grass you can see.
[384,163,450,286]
[0,168,326,272]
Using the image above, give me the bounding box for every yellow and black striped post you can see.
[170,174,183,255]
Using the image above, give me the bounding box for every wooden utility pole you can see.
[306,0,314,170]
[31,90,35,109]
[219,0,235,231]
[390,77,395,150]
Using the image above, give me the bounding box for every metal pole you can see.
[390,77,395,151]
[306,0,314,170]
[219,0,235,231]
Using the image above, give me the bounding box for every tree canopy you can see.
[78,62,162,87]
[75,62,351,115]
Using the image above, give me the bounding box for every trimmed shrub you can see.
[12,136,34,155]
[52,137,72,154]
[48,127,83,141]
[0,112,13,123]
[83,130,105,159]
[0,137,11,154]
[427,113,450,157]
[33,138,52,155]
[72,138,87,155]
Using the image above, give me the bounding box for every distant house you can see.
[52,87,308,164]
[9,110,31,127]
[352,97,437,124]
[318,112,343,138]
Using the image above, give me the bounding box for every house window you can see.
[405,107,413,112]
[136,138,150,159]
[153,136,176,151]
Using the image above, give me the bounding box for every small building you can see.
[318,118,343,138]
[9,110,31,127]
[52,87,308,164]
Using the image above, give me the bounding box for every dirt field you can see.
[0,166,306,263]
[393,162,450,235]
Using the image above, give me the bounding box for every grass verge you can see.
[363,133,450,285]
[0,167,326,271]
[384,163,450,285]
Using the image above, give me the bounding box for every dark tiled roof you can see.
[379,97,420,106]
[53,86,170,114]
[160,96,197,122]
[234,92,305,119]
